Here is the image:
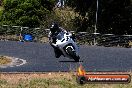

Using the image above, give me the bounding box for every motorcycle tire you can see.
[66,46,80,62]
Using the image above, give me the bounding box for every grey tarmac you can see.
[0,41,132,72]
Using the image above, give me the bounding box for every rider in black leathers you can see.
[48,22,75,58]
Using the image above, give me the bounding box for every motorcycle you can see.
[52,31,80,62]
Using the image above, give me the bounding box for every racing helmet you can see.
[50,22,60,33]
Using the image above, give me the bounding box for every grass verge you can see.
[0,72,132,88]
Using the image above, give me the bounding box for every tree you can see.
[66,0,132,34]
[98,0,132,34]
[0,0,55,28]
[66,0,96,32]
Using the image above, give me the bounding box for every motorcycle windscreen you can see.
[56,32,65,40]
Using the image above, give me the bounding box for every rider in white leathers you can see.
[48,22,75,58]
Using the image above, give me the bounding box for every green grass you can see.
[0,74,132,88]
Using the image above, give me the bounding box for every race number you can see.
[66,36,69,41]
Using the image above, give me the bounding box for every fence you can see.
[76,32,132,48]
[0,25,132,48]
[0,25,49,42]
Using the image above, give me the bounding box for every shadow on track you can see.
[59,60,83,63]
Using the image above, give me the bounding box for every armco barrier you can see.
[0,25,132,48]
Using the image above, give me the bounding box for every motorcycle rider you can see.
[48,22,76,58]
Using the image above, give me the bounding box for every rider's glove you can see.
[52,37,56,44]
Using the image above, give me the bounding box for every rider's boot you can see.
[54,47,62,58]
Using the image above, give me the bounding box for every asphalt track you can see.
[0,41,132,72]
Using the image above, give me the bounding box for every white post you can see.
[19,27,23,41]
[94,0,99,45]
[62,0,65,8]
[12,26,20,41]
[95,0,98,33]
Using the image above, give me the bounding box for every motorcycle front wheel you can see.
[66,46,80,62]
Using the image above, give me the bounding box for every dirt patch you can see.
[39,37,49,43]
[0,56,27,68]
[0,35,20,41]
[0,56,12,65]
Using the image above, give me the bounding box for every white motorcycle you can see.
[52,31,80,62]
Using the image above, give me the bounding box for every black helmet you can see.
[50,22,60,33]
